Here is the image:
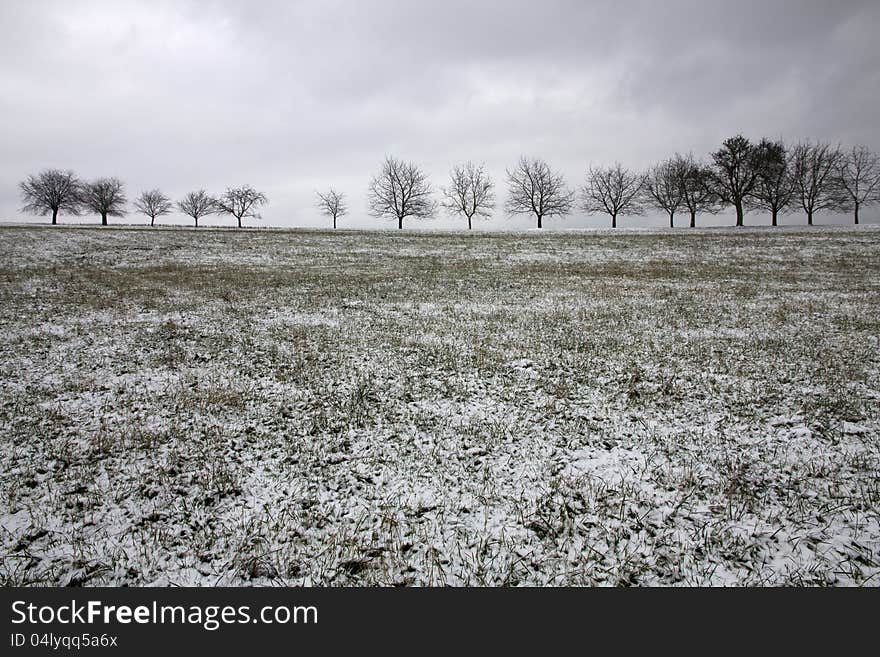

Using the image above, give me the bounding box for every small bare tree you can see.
[505,157,574,228]
[19,169,82,225]
[676,155,718,227]
[581,163,645,228]
[177,190,218,227]
[836,145,880,225]
[644,159,685,228]
[80,177,127,225]
[367,156,436,229]
[749,139,795,226]
[316,189,347,229]
[134,190,173,227]
[441,161,496,229]
[216,185,268,228]
[790,141,843,225]
[709,135,762,226]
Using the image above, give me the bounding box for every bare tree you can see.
[749,139,795,227]
[676,155,718,228]
[441,161,496,229]
[216,185,268,228]
[644,159,685,228]
[19,169,82,224]
[709,135,762,227]
[836,145,880,225]
[316,189,347,229]
[505,157,574,228]
[80,177,127,225]
[134,189,173,227]
[790,141,843,225]
[367,156,436,229]
[581,163,645,229]
[177,190,218,227]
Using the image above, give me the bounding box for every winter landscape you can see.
[3,0,880,592]
[1,224,878,586]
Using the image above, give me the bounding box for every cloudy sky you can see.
[2,0,878,229]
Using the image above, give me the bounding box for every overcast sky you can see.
[2,0,878,229]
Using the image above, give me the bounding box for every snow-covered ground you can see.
[1,225,878,586]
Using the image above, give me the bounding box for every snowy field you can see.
[1,224,879,586]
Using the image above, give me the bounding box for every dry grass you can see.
[1,224,878,585]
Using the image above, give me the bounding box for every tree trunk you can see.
[468,215,473,230]
[771,209,778,227]
[101,212,108,226]
[669,212,674,229]
[237,216,242,228]
[51,208,58,225]
[333,214,337,230]
[690,210,696,228]
[854,202,860,225]
[611,213,617,229]
[195,217,199,228]
[537,214,542,229]
[398,216,403,230]
[151,216,156,227]
[807,210,813,226]
[734,201,744,227]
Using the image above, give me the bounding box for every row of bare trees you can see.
[19,173,268,227]
[582,139,880,228]
[345,140,879,229]
[20,138,879,229]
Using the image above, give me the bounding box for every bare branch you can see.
[748,139,795,226]
[709,135,762,226]
[677,154,719,227]
[79,177,127,226]
[316,189,348,229]
[644,158,686,228]
[177,190,218,228]
[504,157,574,228]
[19,169,82,224]
[367,156,436,229]
[440,161,496,229]
[836,145,880,225]
[134,189,173,227]
[216,185,269,228]
[790,141,844,224]
[581,163,645,229]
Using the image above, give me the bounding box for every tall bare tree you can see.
[316,189,347,229]
[19,169,82,224]
[644,158,685,228]
[581,163,645,229]
[80,178,127,225]
[749,139,795,227]
[177,190,218,227]
[134,189,173,227]
[836,145,880,225]
[505,157,574,228]
[677,155,718,228]
[367,156,436,229]
[441,161,496,230]
[216,185,268,228]
[790,141,843,225]
[710,135,762,227]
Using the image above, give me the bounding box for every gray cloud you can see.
[2,0,878,229]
